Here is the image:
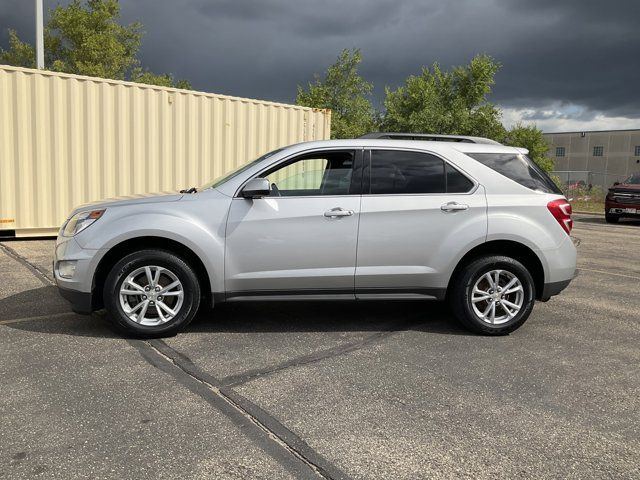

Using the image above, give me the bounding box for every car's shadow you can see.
[1,285,470,338]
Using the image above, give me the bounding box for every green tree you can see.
[296,48,377,139]
[0,0,191,89]
[44,0,141,79]
[131,67,193,90]
[382,54,506,140]
[505,123,554,172]
[0,30,36,68]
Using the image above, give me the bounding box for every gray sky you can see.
[2,0,639,132]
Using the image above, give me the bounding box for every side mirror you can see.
[241,177,270,198]
[613,181,620,186]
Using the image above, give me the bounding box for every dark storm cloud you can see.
[1,0,639,120]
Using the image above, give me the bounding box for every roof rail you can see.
[359,132,502,145]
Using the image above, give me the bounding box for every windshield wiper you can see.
[179,187,198,194]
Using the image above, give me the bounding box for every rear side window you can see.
[369,150,473,194]
[467,153,562,194]
[370,150,445,194]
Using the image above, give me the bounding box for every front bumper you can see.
[605,199,640,217]
[58,285,93,314]
[53,236,102,315]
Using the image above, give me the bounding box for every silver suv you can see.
[54,136,577,337]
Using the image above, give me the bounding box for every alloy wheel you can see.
[470,269,524,325]
[119,265,184,326]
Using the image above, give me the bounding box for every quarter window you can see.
[262,151,355,196]
[593,146,604,156]
[446,164,474,193]
[555,147,565,157]
[467,152,562,194]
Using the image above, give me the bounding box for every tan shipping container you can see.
[0,65,331,237]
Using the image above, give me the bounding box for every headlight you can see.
[62,209,105,237]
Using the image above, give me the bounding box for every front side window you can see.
[262,151,355,196]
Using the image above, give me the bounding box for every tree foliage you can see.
[296,49,376,139]
[131,67,192,90]
[505,124,554,172]
[382,54,506,140]
[0,30,36,68]
[0,0,190,88]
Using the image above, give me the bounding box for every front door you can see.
[225,149,362,299]
[355,148,487,298]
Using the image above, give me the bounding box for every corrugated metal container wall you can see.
[0,65,331,236]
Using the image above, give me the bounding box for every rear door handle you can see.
[324,207,354,218]
[441,202,469,212]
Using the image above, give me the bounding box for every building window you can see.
[635,145,640,156]
[555,147,565,157]
[593,146,604,157]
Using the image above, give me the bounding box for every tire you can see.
[448,256,535,335]
[605,214,619,224]
[103,249,201,337]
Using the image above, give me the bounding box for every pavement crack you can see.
[0,242,53,286]
[220,318,420,388]
[130,338,353,480]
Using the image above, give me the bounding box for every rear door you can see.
[355,148,487,298]
[225,149,363,298]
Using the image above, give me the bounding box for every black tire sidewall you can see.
[451,256,535,335]
[104,249,200,337]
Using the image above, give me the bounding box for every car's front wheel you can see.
[103,249,201,337]
[449,256,535,335]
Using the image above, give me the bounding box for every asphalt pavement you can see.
[1,214,638,479]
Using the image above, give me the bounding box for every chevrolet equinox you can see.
[54,135,577,337]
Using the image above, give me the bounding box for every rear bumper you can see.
[58,285,93,314]
[539,269,578,301]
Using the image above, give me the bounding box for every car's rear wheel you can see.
[449,256,535,335]
[605,213,619,224]
[104,249,200,337]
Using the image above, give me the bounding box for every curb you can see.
[573,211,604,216]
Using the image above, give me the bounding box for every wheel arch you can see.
[447,240,546,300]
[92,236,212,310]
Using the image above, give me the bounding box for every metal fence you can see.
[552,170,628,190]
[0,65,332,237]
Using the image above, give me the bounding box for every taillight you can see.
[547,199,573,235]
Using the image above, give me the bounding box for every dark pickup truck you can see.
[605,173,640,223]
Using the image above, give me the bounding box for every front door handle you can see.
[441,202,469,212]
[324,207,354,218]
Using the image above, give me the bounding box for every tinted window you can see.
[467,152,562,194]
[446,164,474,193]
[263,151,355,196]
[370,150,445,194]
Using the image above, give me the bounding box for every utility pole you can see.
[35,0,44,69]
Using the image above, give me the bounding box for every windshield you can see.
[199,148,285,190]
[622,173,640,185]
